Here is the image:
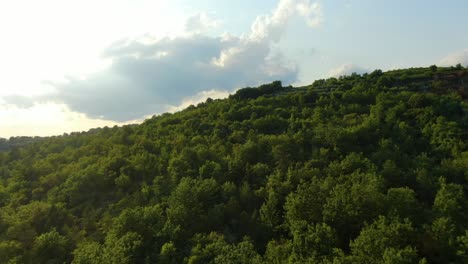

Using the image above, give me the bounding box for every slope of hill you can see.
[0,137,45,152]
[0,66,467,263]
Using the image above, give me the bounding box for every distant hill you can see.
[0,66,466,263]
[0,136,45,152]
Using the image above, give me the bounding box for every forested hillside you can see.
[0,137,45,152]
[0,66,467,263]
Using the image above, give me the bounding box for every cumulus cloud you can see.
[185,12,221,34]
[328,63,369,77]
[5,0,322,121]
[439,49,468,67]
[250,0,322,42]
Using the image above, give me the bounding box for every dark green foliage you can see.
[230,81,284,100]
[0,66,467,263]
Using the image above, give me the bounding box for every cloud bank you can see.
[5,0,322,121]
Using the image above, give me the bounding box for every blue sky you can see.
[0,0,467,137]
[172,0,468,81]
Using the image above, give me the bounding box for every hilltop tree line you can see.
[0,66,467,263]
[0,137,45,152]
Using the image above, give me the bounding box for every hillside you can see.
[0,66,467,263]
[0,137,45,152]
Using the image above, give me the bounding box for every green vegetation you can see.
[0,137,45,152]
[0,66,467,263]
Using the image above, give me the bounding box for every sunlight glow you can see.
[0,103,126,138]
[0,0,184,97]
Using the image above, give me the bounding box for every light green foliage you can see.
[72,242,103,264]
[289,222,338,262]
[349,216,418,263]
[32,229,71,264]
[433,179,466,224]
[102,232,143,264]
[159,242,178,264]
[212,238,262,264]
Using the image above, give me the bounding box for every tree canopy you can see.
[0,66,467,263]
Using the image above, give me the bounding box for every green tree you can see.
[72,242,103,264]
[32,229,71,264]
[349,216,419,263]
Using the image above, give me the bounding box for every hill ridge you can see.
[0,65,466,263]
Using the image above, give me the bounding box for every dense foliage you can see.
[0,66,467,263]
[0,137,44,152]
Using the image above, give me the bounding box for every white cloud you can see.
[4,0,322,122]
[439,49,468,66]
[328,63,369,77]
[185,12,222,34]
[0,0,183,98]
[250,0,322,42]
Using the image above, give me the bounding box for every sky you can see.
[1,0,467,138]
